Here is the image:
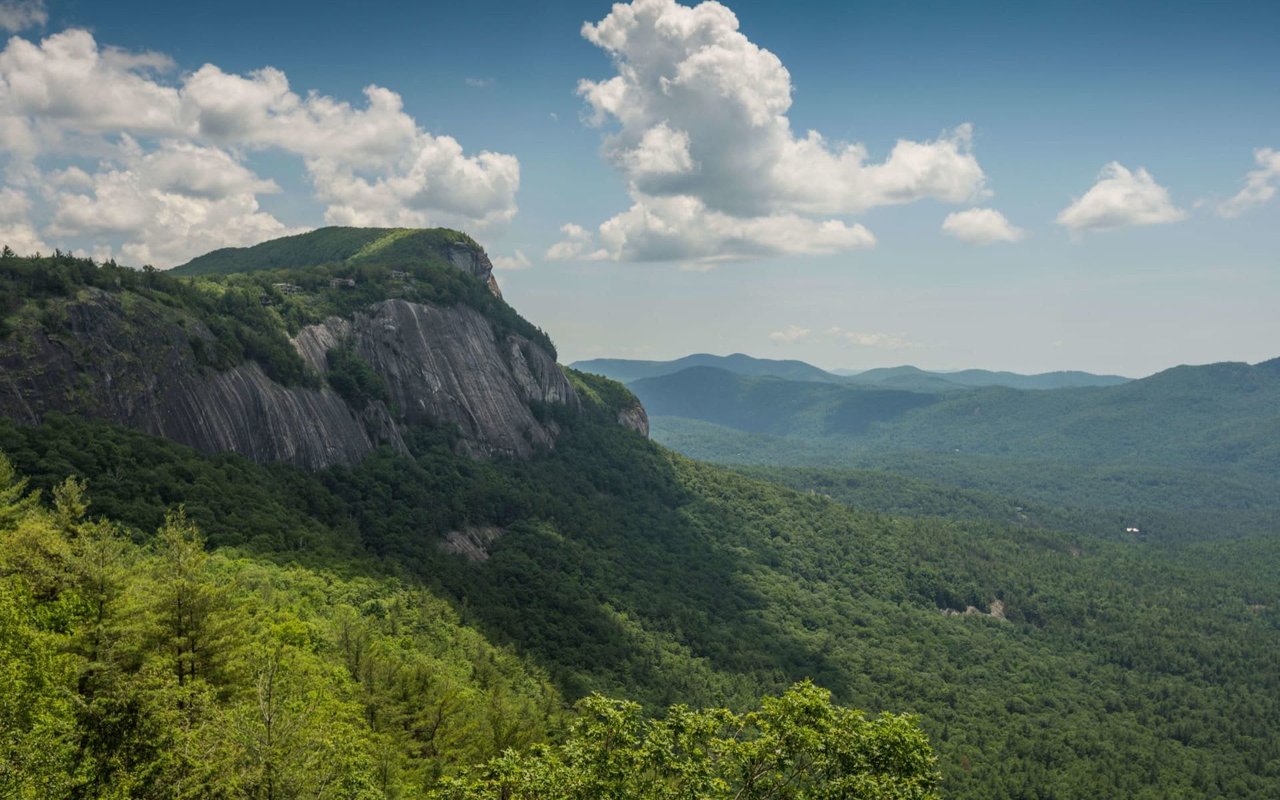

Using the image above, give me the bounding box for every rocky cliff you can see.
[0,287,395,469]
[0,276,579,467]
[293,299,578,459]
[0,228,654,469]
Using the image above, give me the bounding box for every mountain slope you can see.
[572,353,841,383]
[3,238,1279,798]
[0,240,591,464]
[633,361,1280,474]
[848,364,1131,391]
[631,366,937,436]
[572,354,1130,390]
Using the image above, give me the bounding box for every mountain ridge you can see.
[573,353,1133,391]
[0,231,644,467]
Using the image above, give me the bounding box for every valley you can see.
[0,235,1276,798]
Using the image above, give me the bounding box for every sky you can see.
[0,0,1277,376]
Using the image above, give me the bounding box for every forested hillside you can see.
[1,243,1278,798]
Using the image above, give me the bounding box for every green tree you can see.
[431,681,940,800]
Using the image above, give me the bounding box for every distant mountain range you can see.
[571,353,1132,392]
[629,358,1280,477]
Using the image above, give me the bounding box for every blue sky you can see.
[1,0,1277,375]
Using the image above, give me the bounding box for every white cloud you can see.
[592,195,875,265]
[545,223,599,261]
[491,249,532,270]
[0,29,520,263]
[941,207,1025,244]
[768,325,811,344]
[768,324,918,349]
[0,1,45,33]
[0,186,47,253]
[44,139,295,266]
[464,77,495,89]
[562,0,987,264]
[827,327,918,349]
[1056,162,1186,233]
[1218,148,1280,218]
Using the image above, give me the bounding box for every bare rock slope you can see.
[0,249,589,467]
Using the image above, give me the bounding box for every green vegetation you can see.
[0,232,555,389]
[1,402,1278,797]
[433,682,939,800]
[0,451,939,798]
[170,226,478,277]
[0,456,562,798]
[327,343,391,408]
[3,246,1279,797]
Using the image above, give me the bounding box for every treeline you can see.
[0,453,939,799]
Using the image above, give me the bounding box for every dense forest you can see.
[2,404,1278,798]
[1,245,1278,798]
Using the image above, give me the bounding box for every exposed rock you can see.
[439,526,505,562]
[448,242,503,299]
[0,289,389,469]
[297,299,579,459]
[941,599,1007,621]
[0,288,578,468]
[157,361,399,470]
[617,403,650,437]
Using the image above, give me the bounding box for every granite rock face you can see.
[295,299,579,459]
[0,257,651,467]
[617,403,650,437]
[448,242,504,299]
[0,289,388,469]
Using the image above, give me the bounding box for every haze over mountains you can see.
[572,353,1133,391]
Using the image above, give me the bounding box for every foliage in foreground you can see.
[0,452,939,798]
[433,682,939,800]
[0,455,561,798]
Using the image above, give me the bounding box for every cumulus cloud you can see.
[0,1,45,33]
[558,0,986,265]
[1056,162,1186,233]
[832,329,917,349]
[491,249,532,270]
[44,138,295,266]
[941,207,1025,244]
[0,28,520,264]
[591,195,875,264]
[0,186,47,253]
[545,223,600,261]
[1218,148,1280,218]
[768,325,810,344]
[769,325,918,349]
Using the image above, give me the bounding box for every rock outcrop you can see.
[294,299,579,459]
[448,242,503,298]
[0,285,583,467]
[617,403,650,437]
[0,289,388,469]
[0,231,656,468]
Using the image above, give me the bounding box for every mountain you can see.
[631,366,937,436]
[632,361,1280,475]
[2,238,1279,798]
[846,364,1132,392]
[573,353,1131,391]
[571,352,841,383]
[172,225,506,297]
[0,231,643,466]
